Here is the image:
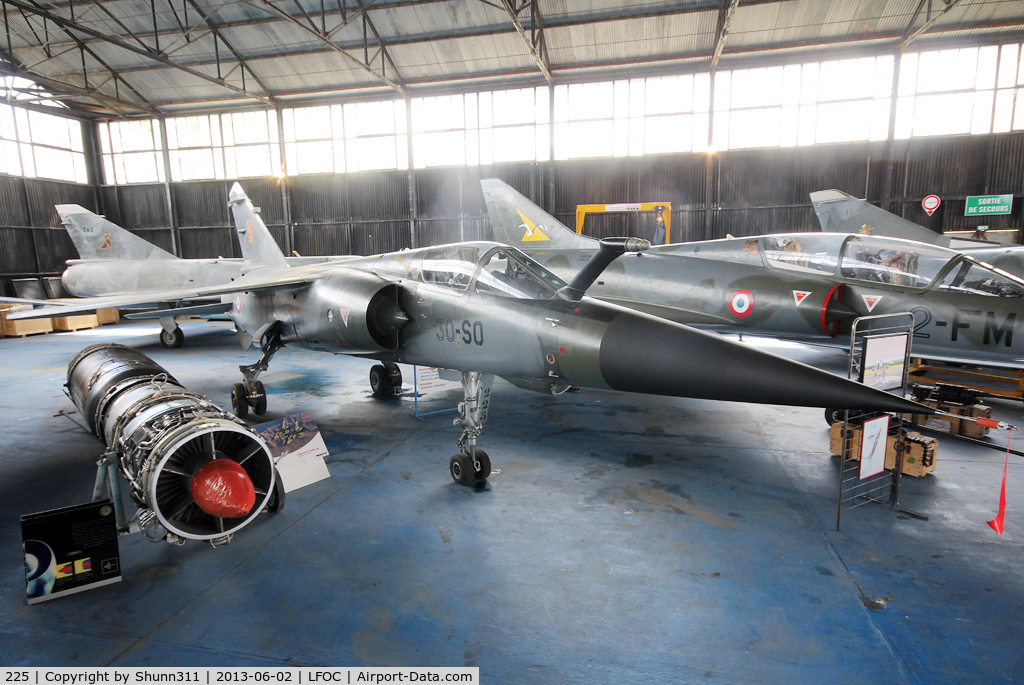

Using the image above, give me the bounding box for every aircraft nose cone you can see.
[189,459,256,518]
[597,310,927,414]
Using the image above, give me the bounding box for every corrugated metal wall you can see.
[3,130,1023,296]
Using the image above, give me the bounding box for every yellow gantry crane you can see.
[575,202,671,244]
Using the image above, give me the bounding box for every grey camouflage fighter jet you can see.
[8,183,926,486]
[482,179,1024,370]
[50,204,345,347]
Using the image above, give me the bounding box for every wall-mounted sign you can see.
[965,194,1012,216]
[922,195,941,216]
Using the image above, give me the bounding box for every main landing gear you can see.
[231,326,284,419]
[449,371,495,486]
[158,317,184,348]
[369,362,403,396]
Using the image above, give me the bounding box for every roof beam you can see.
[711,0,739,67]
[901,0,965,49]
[353,0,403,86]
[181,0,277,102]
[499,0,551,84]
[246,0,406,93]
[0,54,151,114]
[1,0,274,103]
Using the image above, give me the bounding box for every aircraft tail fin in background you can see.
[228,182,288,268]
[57,205,178,260]
[809,189,943,245]
[481,178,596,250]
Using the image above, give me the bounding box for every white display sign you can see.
[415,366,462,391]
[254,412,331,493]
[859,414,890,480]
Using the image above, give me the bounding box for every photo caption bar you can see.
[0,668,479,685]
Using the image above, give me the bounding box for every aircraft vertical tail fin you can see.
[809,189,942,245]
[57,205,177,260]
[228,182,288,268]
[481,178,596,250]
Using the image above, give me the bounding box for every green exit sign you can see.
[965,194,1013,216]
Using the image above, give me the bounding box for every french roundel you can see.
[729,289,754,317]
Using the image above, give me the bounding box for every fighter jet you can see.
[810,189,1024,279]
[482,179,1024,370]
[44,204,347,348]
[8,183,927,486]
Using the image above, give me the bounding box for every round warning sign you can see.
[728,290,754,317]
[922,195,941,216]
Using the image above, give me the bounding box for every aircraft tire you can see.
[160,326,184,349]
[449,454,476,486]
[385,362,403,393]
[369,364,390,396]
[266,469,286,513]
[252,380,268,416]
[231,383,249,419]
[472,448,491,480]
[824,408,843,425]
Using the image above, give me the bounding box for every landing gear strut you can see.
[369,361,403,396]
[231,326,283,419]
[158,317,184,348]
[450,371,494,486]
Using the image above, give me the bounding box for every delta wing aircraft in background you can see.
[482,179,1024,370]
[8,183,926,486]
[43,204,346,348]
[810,189,1024,279]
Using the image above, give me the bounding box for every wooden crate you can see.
[0,305,52,337]
[909,399,992,439]
[829,423,938,477]
[96,307,120,325]
[52,313,100,331]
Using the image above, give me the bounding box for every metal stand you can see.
[91,452,138,536]
[836,312,926,530]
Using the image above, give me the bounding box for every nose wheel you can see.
[449,448,491,486]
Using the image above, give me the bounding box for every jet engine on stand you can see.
[66,343,279,546]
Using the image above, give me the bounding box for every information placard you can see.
[22,500,121,605]
[254,412,331,493]
[859,414,890,480]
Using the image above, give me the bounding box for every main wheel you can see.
[369,364,391,396]
[231,383,249,419]
[252,380,268,416]
[160,326,184,349]
[449,454,476,486]
[824,408,844,425]
[472,448,491,481]
[386,363,403,392]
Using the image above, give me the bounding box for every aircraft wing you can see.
[6,267,317,320]
[0,296,65,307]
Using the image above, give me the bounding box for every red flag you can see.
[987,434,1012,535]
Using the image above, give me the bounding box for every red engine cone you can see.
[190,459,256,518]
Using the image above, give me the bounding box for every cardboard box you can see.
[829,423,938,477]
[0,305,52,337]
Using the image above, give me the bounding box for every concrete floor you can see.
[1,320,1022,683]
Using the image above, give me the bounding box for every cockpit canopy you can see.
[374,242,567,299]
[686,232,1023,297]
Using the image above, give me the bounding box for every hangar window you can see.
[839,237,952,288]
[0,98,87,183]
[98,119,165,185]
[553,76,710,159]
[713,56,893,150]
[283,101,407,173]
[166,111,280,181]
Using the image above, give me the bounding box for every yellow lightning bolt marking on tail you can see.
[99,233,112,250]
[246,220,254,243]
[517,210,550,242]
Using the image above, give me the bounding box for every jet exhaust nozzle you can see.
[559,237,651,301]
[66,344,275,545]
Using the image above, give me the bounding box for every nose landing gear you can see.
[450,371,494,486]
[231,326,283,419]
